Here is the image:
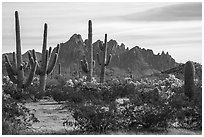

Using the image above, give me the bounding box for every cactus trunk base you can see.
[40,75,47,92]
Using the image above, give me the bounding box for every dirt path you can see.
[25,98,73,134]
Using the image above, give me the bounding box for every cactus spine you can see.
[31,24,60,92]
[97,34,112,83]
[4,11,37,90]
[184,61,195,100]
[81,20,94,82]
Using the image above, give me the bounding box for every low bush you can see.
[59,74,202,133]
[2,92,39,134]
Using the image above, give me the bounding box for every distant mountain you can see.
[2,34,178,78]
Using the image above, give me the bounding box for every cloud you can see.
[122,2,202,21]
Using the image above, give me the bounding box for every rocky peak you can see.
[64,34,84,46]
[56,34,85,67]
[108,40,127,55]
[120,43,126,50]
[108,39,118,47]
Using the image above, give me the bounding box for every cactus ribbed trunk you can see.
[15,11,24,89]
[39,24,48,92]
[97,34,112,83]
[39,75,47,91]
[40,75,47,91]
[184,61,195,100]
[87,20,93,82]
[100,35,107,83]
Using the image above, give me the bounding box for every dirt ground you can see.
[24,98,73,134]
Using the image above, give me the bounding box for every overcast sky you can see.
[2,2,202,63]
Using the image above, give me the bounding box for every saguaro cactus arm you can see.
[4,54,17,75]
[31,49,37,61]
[48,47,52,57]
[105,54,112,66]
[55,44,60,54]
[81,55,89,73]
[28,50,41,75]
[12,52,17,73]
[23,59,37,88]
[58,63,61,75]
[99,41,105,51]
[46,53,58,74]
[5,61,18,84]
[46,44,60,75]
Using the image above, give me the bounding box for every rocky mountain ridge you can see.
[2,34,178,78]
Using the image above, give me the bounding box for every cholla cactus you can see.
[97,34,112,83]
[29,24,60,92]
[81,20,95,82]
[4,11,37,90]
[184,61,195,100]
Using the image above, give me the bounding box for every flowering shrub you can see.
[2,75,42,101]
[2,92,39,134]
[2,76,18,98]
[60,74,202,133]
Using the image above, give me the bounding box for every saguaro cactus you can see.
[58,63,61,75]
[81,20,95,82]
[4,11,37,90]
[97,34,112,83]
[184,61,195,100]
[30,24,60,92]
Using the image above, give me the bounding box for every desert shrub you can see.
[2,92,38,134]
[168,85,202,130]
[46,75,67,88]
[64,98,130,133]
[2,76,20,99]
[2,76,43,101]
[23,77,44,101]
[55,74,201,133]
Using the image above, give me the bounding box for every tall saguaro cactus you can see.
[4,11,37,90]
[81,20,94,82]
[30,24,60,92]
[184,61,195,100]
[97,34,112,83]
